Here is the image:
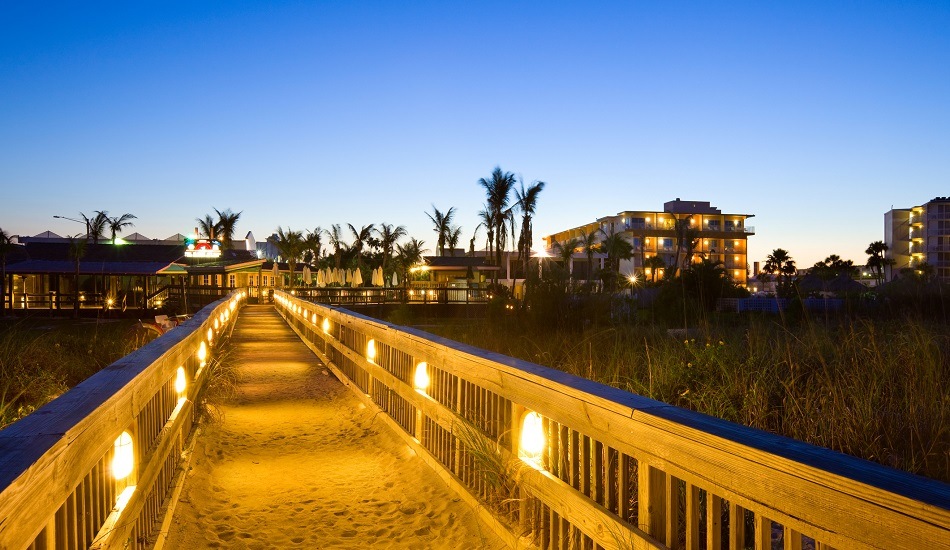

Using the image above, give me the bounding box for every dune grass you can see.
[0,318,140,428]
[428,316,949,482]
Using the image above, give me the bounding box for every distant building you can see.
[884,196,950,281]
[542,199,755,284]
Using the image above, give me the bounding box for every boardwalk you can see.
[164,305,505,549]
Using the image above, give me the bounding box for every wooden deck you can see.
[164,305,505,548]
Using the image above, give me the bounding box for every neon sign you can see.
[185,237,222,258]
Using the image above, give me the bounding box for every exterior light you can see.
[366,339,376,362]
[414,362,430,391]
[214,318,220,330]
[312,312,317,324]
[198,341,208,363]
[229,301,236,312]
[113,431,134,480]
[322,318,330,334]
[207,328,213,343]
[175,366,187,395]
[519,411,545,465]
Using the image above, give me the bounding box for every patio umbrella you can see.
[391,272,399,287]
[272,262,279,287]
[303,266,312,285]
[373,267,381,286]
[316,269,324,287]
[353,268,363,287]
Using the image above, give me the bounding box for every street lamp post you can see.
[53,215,89,237]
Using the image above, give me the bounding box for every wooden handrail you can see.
[0,290,247,549]
[274,290,950,550]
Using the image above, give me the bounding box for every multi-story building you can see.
[884,196,950,281]
[542,198,755,284]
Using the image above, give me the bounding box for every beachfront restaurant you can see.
[2,240,268,314]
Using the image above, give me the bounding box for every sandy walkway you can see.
[166,305,505,549]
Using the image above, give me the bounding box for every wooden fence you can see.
[0,290,246,550]
[274,290,949,550]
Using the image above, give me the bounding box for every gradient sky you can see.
[2,1,948,267]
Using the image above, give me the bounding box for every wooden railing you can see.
[274,290,949,550]
[288,285,491,306]
[0,290,246,550]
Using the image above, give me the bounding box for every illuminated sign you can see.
[185,237,222,258]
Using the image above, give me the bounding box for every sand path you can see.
[165,305,505,549]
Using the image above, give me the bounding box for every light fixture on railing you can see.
[198,341,208,364]
[113,431,134,480]
[519,411,545,466]
[366,339,376,362]
[214,318,220,330]
[414,362,430,391]
[175,366,187,396]
[322,318,330,334]
[312,312,317,324]
[207,328,213,344]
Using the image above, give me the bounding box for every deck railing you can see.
[0,290,246,550]
[274,290,949,550]
[288,285,491,306]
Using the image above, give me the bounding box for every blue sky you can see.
[1,1,948,267]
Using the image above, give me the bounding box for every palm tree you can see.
[0,228,13,315]
[214,208,242,250]
[347,223,375,271]
[303,227,323,265]
[468,223,483,256]
[275,227,305,289]
[196,214,219,240]
[477,167,517,280]
[865,241,891,284]
[477,208,495,261]
[446,226,462,257]
[763,248,796,297]
[108,213,136,244]
[375,223,407,277]
[396,238,426,287]
[68,235,87,318]
[515,179,545,279]
[325,225,347,269]
[425,205,456,256]
[670,215,698,279]
[644,255,666,283]
[579,230,599,282]
[81,211,110,244]
[599,227,634,291]
[553,237,580,279]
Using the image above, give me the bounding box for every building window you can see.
[201,275,210,286]
[662,238,673,250]
[229,274,236,288]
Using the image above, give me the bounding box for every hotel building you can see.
[884,196,950,281]
[542,199,755,284]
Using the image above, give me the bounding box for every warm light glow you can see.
[414,362,430,391]
[366,339,376,362]
[114,485,135,510]
[207,328,213,343]
[519,411,545,465]
[175,366,187,395]
[197,341,208,363]
[113,431,134,480]
[322,318,330,334]
[214,318,220,330]
[628,273,638,284]
[312,312,317,324]
[106,298,115,308]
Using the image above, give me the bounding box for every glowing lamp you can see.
[197,341,208,363]
[414,362,430,391]
[113,431,134,480]
[366,339,376,362]
[322,318,330,334]
[312,313,317,324]
[207,328,213,343]
[175,366,187,395]
[214,318,220,330]
[519,411,545,465]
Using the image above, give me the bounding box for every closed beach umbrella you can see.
[391,272,399,287]
[272,262,279,287]
[353,268,363,287]
[303,266,312,285]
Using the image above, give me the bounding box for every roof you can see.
[6,241,185,275]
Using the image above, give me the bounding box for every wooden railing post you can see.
[638,463,666,544]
